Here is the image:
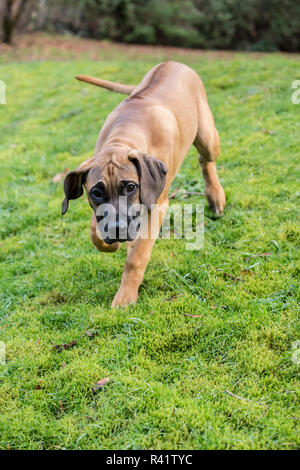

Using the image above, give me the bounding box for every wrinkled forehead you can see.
[86,159,139,191]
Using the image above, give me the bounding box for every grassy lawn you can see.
[0,35,299,450]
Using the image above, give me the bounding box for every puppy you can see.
[62,61,226,307]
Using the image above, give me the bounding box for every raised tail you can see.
[75,75,135,95]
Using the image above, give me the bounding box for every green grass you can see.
[0,40,299,450]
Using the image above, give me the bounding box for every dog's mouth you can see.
[103,229,139,244]
[104,235,135,244]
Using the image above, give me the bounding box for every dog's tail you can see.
[75,75,135,95]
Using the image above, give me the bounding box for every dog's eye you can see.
[90,188,104,200]
[125,182,136,194]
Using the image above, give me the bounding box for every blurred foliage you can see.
[41,0,300,51]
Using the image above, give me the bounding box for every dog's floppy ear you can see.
[128,150,168,209]
[62,168,89,215]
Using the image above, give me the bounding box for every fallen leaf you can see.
[96,377,110,387]
[165,293,183,302]
[211,305,228,310]
[53,340,77,352]
[92,377,110,392]
[35,380,43,390]
[61,362,66,369]
[218,270,244,282]
[241,270,254,276]
[52,167,68,183]
[184,313,204,318]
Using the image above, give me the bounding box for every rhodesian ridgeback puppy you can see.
[62,61,226,307]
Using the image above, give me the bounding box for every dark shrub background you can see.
[1,0,300,51]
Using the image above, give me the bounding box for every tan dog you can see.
[62,61,226,307]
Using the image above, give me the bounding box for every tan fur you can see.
[66,61,226,307]
[76,75,135,95]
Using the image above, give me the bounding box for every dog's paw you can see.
[111,288,138,308]
[206,185,226,215]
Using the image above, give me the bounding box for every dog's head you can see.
[62,149,167,243]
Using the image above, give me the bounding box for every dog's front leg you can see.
[112,201,169,308]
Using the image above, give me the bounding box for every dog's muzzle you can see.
[96,215,140,244]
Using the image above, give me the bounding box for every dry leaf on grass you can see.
[165,293,183,302]
[53,340,77,352]
[241,269,254,276]
[52,167,69,183]
[35,380,43,390]
[92,377,110,392]
[217,270,244,282]
[184,313,204,318]
[262,129,276,135]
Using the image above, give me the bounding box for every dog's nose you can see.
[107,221,128,241]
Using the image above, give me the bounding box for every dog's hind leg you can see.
[193,98,226,215]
